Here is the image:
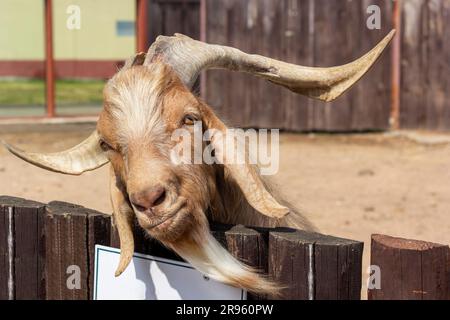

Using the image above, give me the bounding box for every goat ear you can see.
[202,107,289,219]
[110,167,135,277]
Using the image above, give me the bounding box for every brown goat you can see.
[3,32,394,295]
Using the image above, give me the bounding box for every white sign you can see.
[93,245,247,300]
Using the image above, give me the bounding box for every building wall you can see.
[0,0,45,60]
[53,0,135,60]
[0,0,136,78]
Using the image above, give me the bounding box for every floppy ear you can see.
[109,167,135,277]
[201,105,289,219]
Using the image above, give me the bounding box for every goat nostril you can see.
[133,203,147,212]
[153,189,166,207]
[131,186,166,212]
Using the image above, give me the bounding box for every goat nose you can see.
[130,186,166,211]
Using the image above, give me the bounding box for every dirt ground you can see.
[1,124,450,297]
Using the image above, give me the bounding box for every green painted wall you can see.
[0,0,135,60]
[0,0,45,60]
[54,0,135,60]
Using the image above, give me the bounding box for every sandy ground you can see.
[1,125,450,297]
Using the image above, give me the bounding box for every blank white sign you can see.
[93,245,246,300]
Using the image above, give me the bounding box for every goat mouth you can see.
[147,211,178,229]
[145,197,187,230]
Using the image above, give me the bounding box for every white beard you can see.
[166,225,279,295]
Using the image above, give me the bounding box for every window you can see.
[116,21,135,37]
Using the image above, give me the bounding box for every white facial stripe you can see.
[105,64,168,143]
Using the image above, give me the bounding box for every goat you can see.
[3,31,394,295]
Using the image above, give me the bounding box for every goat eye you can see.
[99,140,113,152]
[183,115,198,126]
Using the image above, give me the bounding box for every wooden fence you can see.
[2,196,450,300]
[145,0,450,131]
[0,196,363,300]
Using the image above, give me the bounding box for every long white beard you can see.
[166,225,279,295]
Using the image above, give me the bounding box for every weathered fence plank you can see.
[87,213,111,299]
[368,234,450,300]
[268,230,312,299]
[45,202,89,300]
[0,196,46,300]
[268,229,363,300]
[211,223,269,300]
[45,201,111,300]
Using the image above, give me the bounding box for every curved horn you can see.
[2,131,108,175]
[145,30,395,102]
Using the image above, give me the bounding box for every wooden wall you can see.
[147,0,200,43]
[146,0,450,131]
[400,0,450,130]
[204,0,393,131]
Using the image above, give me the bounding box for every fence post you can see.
[269,229,363,300]
[211,223,269,300]
[45,201,111,300]
[368,234,450,300]
[0,196,46,300]
[87,212,111,299]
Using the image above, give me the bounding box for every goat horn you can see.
[146,30,395,102]
[2,131,108,175]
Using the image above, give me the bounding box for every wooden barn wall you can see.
[147,0,201,43]
[204,0,393,131]
[400,0,450,130]
[146,0,450,131]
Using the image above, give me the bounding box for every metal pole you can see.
[136,0,148,53]
[390,0,402,130]
[45,0,55,117]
